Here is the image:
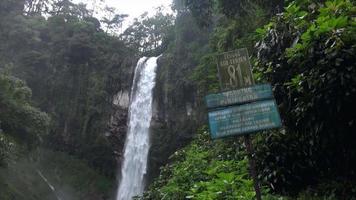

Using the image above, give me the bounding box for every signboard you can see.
[217,48,254,90]
[208,48,282,138]
[208,100,282,139]
[207,48,282,200]
[205,84,273,109]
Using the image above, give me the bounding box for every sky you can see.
[73,0,173,31]
[102,0,171,18]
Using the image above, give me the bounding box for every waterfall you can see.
[36,169,62,200]
[116,56,159,200]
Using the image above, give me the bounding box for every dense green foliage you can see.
[143,127,278,200]
[0,0,139,177]
[0,71,49,165]
[1,0,178,198]
[146,0,356,199]
[254,0,356,195]
[122,8,175,54]
[1,0,356,199]
[143,128,343,200]
[191,0,279,97]
[146,0,212,184]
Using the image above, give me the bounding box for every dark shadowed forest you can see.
[0,0,355,199]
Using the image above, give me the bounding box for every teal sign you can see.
[208,48,280,200]
[208,100,281,139]
[206,48,282,139]
[205,84,273,109]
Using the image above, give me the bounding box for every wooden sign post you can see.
[205,48,282,200]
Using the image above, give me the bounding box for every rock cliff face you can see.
[106,57,137,180]
[109,54,205,187]
[108,10,210,188]
[107,90,130,161]
[146,55,204,184]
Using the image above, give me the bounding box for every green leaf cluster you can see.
[255,0,356,195]
[0,0,138,177]
[0,131,14,166]
[0,71,50,151]
[142,127,280,200]
[183,0,356,197]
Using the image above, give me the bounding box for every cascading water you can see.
[116,56,159,200]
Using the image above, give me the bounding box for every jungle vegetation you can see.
[0,0,355,199]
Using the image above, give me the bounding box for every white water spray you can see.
[116,56,159,200]
[37,169,62,200]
